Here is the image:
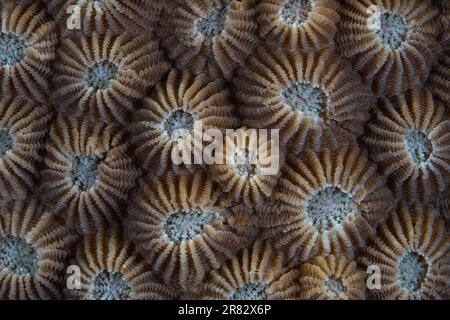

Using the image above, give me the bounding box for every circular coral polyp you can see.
[230,283,266,300]
[162,110,195,138]
[280,0,312,25]
[397,251,429,293]
[86,61,119,90]
[325,277,345,298]
[305,186,355,232]
[0,236,39,276]
[162,209,217,243]
[281,80,329,121]
[0,33,28,66]
[195,5,229,38]
[374,12,408,49]
[404,130,432,165]
[90,271,131,300]
[71,154,101,191]
[0,128,14,159]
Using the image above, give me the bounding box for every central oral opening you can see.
[0,33,28,67]
[374,12,408,49]
[0,128,15,159]
[281,80,329,121]
[325,277,345,298]
[404,130,432,165]
[195,5,229,38]
[71,154,101,191]
[161,208,218,243]
[280,0,312,25]
[91,271,131,300]
[397,251,429,293]
[230,282,266,300]
[86,61,119,90]
[305,186,355,232]
[162,109,195,138]
[233,148,257,176]
[0,236,39,276]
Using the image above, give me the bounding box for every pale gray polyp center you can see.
[195,5,229,38]
[162,209,217,243]
[234,148,257,176]
[397,251,429,293]
[305,186,355,232]
[86,61,119,90]
[230,283,266,300]
[281,80,329,120]
[325,277,345,298]
[0,128,15,159]
[374,12,408,49]
[0,236,39,276]
[0,33,27,66]
[162,109,195,138]
[71,154,101,191]
[91,271,132,300]
[404,130,432,165]
[280,0,312,25]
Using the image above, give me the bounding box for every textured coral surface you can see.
[0,0,448,300]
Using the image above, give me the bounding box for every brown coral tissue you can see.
[126,172,259,290]
[131,69,239,175]
[236,46,373,155]
[0,1,57,103]
[0,198,78,299]
[65,230,175,300]
[337,0,441,97]
[364,89,450,205]
[160,0,259,80]
[52,31,170,125]
[0,97,53,200]
[360,203,449,300]
[48,0,160,34]
[0,0,448,302]
[296,255,366,300]
[257,0,341,51]
[261,140,393,261]
[40,114,140,234]
[197,240,295,300]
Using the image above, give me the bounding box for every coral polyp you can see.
[0,0,448,301]
[360,203,449,299]
[127,172,259,290]
[337,0,441,96]
[160,0,259,80]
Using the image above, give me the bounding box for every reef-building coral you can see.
[296,255,366,300]
[197,240,292,300]
[337,0,441,97]
[131,69,239,175]
[47,0,161,35]
[0,198,78,300]
[236,46,373,155]
[364,89,450,205]
[0,1,57,103]
[160,0,259,80]
[0,97,53,200]
[257,0,341,51]
[427,50,450,104]
[52,31,170,125]
[208,127,283,207]
[359,203,450,300]
[40,114,140,234]
[261,140,393,261]
[65,230,175,300]
[126,172,259,290]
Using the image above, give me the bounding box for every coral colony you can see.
[0,0,448,300]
